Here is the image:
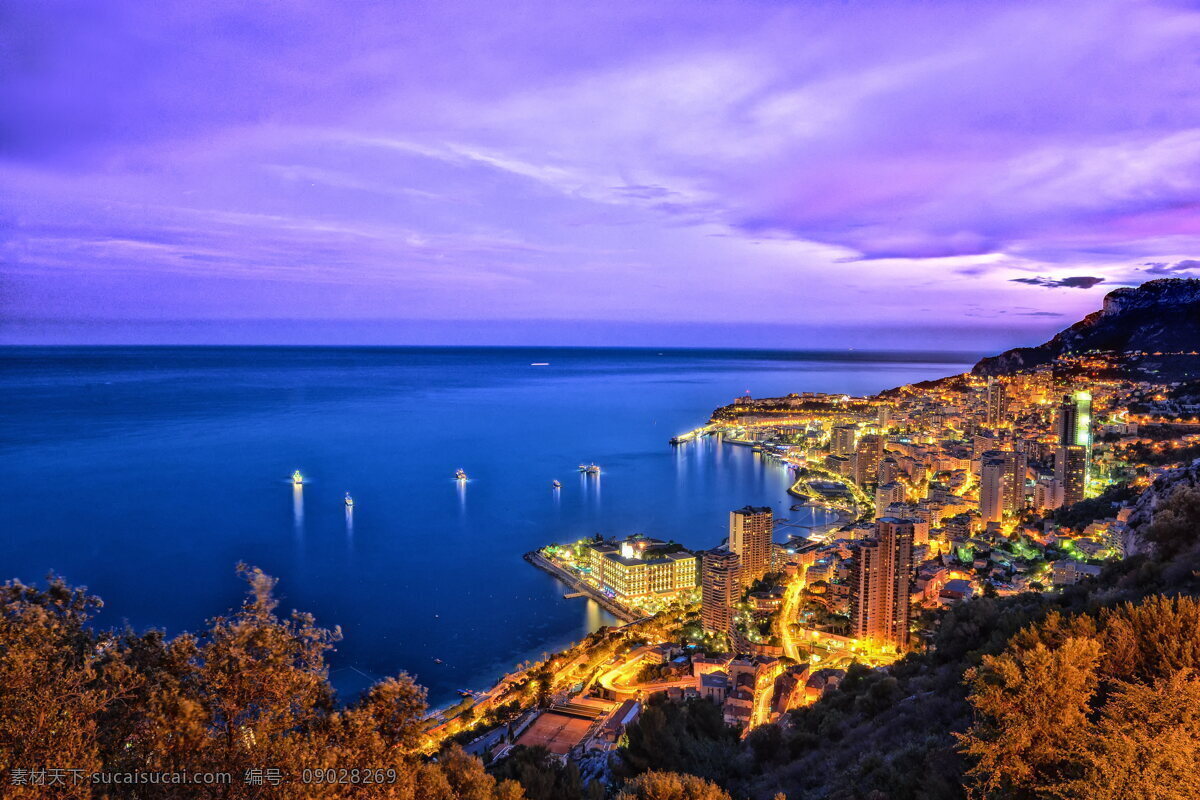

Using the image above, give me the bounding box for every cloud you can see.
[1143,259,1200,274]
[1009,276,1105,289]
[2,0,1198,337]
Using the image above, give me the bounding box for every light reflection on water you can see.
[292,483,304,536]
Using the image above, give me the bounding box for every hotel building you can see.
[585,536,698,603]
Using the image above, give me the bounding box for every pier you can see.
[524,551,638,623]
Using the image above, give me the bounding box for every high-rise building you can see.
[874,482,906,519]
[877,456,901,485]
[985,378,1008,427]
[1054,391,1092,499]
[831,424,859,457]
[1034,477,1065,511]
[853,434,885,485]
[701,550,741,637]
[825,454,853,478]
[849,518,914,650]
[1055,445,1087,507]
[1056,391,1093,453]
[978,450,1028,523]
[729,506,773,584]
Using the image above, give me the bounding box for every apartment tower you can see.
[701,550,741,637]
[729,505,773,584]
[849,518,914,650]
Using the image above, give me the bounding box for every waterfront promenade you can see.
[524,550,639,623]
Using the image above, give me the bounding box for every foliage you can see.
[1051,482,1136,530]
[0,565,524,800]
[617,695,744,785]
[616,770,736,800]
[959,597,1200,799]
[488,745,601,800]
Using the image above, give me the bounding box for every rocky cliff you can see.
[973,278,1200,376]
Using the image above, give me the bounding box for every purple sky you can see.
[3,0,1200,348]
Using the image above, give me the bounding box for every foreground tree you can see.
[615,771,733,800]
[959,596,1200,800]
[0,577,136,798]
[0,568,528,800]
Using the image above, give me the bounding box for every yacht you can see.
[344,492,354,508]
[585,463,601,475]
[455,468,468,481]
[292,470,304,485]
[552,479,562,489]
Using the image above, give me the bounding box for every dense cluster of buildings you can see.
[697,353,1176,654]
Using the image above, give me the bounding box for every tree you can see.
[957,638,1100,799]
[0,568,529,800]
[616,771,732,800]
[959,595,1200,800]
[1062,671,1200,800]
[0,576,135,798]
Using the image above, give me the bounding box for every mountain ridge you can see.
[973,277,1200,376]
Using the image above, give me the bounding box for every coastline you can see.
[524,550,640,624]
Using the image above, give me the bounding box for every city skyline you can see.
[5,0,1200,346]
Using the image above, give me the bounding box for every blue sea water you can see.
[0,346,973,705]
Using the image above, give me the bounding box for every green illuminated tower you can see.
[1054,392,1092,498]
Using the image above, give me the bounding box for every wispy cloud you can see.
[1010,276,1106,289]
[2,0,1200,340]
[1143,259,1200,274]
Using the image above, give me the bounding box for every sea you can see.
[0,346,974,706]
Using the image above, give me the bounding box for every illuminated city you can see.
[6,1,1200,798]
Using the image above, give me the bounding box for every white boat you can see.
[552,480,561,489]
[586,464,601,475]
[455,468,468,481]
[344,492,354,508]
[292,470,304,485]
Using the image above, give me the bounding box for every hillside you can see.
[973,278,1200,376]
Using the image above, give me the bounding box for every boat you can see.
[292,470,304,485]
[455,468,468,481]
[585,463,601,475]
[433,658,444,665]
[344,492,354,508]
[552,479,561,489]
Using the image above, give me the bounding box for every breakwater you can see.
[524,551,639,624]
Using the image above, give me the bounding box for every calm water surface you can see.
[0,346,973,704]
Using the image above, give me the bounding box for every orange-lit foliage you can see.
[959,596,1200,800]
[0,566,527,800]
